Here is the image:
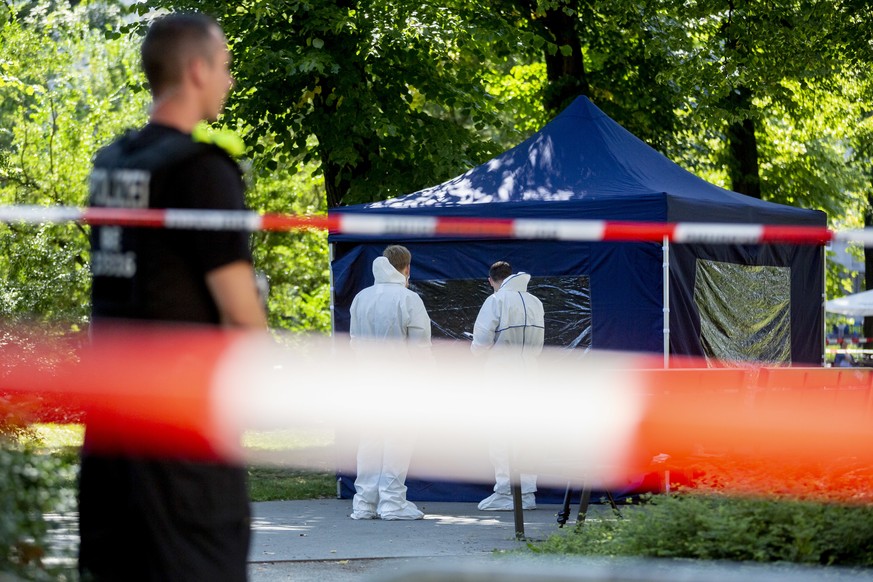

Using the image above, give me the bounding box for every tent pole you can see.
[663,236,670,369]
[822,245,827,367]
[329,243,336,337]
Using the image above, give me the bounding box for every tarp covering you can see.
[412,275,591,347]
[329,96,826,501]
[694,260,791,365]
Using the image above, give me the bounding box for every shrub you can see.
[0,440,77,579]
[533,493,873,567]
[0,322,82,579]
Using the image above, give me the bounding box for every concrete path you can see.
[248,498,574,581]
[47,498,873,581]
[246,499,873,582]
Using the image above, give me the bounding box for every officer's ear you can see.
[187,55,206,88]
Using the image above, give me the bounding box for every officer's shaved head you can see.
[141,13,223,97]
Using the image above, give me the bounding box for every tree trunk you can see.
[319,130,375,208]
[542,7,589,113]
[725,86,762,198]
[519,1,589,115]
[319,0,362,209]
[322,155,351,209]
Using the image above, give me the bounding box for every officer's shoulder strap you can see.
[93,129,220,173]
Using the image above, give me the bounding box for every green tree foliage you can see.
[246,158,331,332]
[0,1,149,323]
[507,0,683,149]
[136,0,873,226]
[0,4,110,555]
[488,0,873,226]
[485,62,549,137]
[141,0,523,208]
[655,0,872,205]
[0,1,331,332]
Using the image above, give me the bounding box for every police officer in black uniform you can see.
[79,13,267,581]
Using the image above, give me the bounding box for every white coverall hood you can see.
[349,256,431,348]
[499,272,532,293]
[371,256,407,285]
[471,271,544,357]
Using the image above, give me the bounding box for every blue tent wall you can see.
[329,96,826,501]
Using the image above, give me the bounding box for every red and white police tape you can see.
[4,324,873,498]
[0,204,867,245]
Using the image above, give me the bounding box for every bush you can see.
[0,440,77,579]
[533,493,873,567]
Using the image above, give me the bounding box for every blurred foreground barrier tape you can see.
[2,204,871,244]
[2,324,873,497]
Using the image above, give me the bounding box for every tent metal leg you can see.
[510,467,525,540]
[576,486,592,524]
[604,489,622,518]
[662,235,670,369]
[557,482,622,527]
[556,482,573,528]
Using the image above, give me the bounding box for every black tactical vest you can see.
[89,130,214,319]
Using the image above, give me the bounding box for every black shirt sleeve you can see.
[174,149,252,275]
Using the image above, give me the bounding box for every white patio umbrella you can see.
[826,289,873,317]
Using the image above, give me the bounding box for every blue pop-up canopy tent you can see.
[328,96,826,501]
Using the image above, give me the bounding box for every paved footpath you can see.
[247,499,873,582]
[47,498,873,581]
[248,499,572,581]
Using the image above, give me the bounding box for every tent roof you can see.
[334,96,825,227]
[826,289,873,317]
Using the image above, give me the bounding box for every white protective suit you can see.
[471,272,544,358]
[471,272,544,505]
[350,257,431,348]
[349,256,431,520]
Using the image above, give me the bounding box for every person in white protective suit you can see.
[471,261,545,511]
[349,245,431,520]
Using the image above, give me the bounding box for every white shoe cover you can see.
[478,492,513,511]
[350,510,377,520]
[478,492,536,511]
[522,493,536,510]
[379,502,424,520]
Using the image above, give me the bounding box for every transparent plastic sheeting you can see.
[410,275,592,350]
[693,259,791,366]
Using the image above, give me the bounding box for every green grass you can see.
[242,427,337,501]
[242,427,333,450]
[247,465,336,501]
[28,423,337,502]
[27,423,84,448]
